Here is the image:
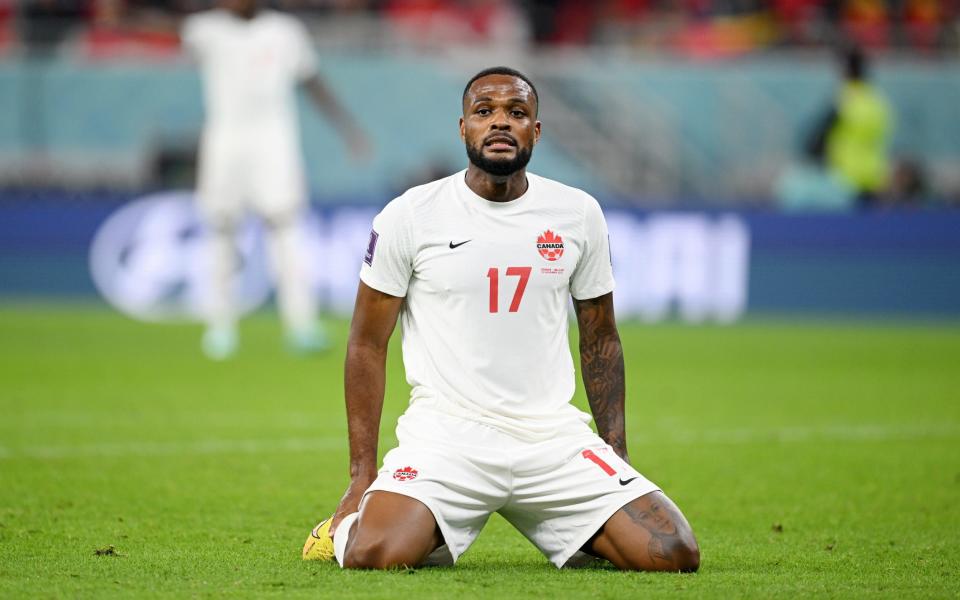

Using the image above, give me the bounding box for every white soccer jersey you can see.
[360,170,615,442]
[182,9,318,215]
[182,9,318,136]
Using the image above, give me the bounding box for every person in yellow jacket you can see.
[808,47,893,205]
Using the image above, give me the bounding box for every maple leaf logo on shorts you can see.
[537,230,564,262]
[393,466,419,481]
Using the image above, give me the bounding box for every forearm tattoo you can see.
[623,500,683,565]
[575,295,627,460]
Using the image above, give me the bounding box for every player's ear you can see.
[459,117,465,142]
[533,121,541,145]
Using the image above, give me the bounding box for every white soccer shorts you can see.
[196,132,306,225]
[362,407,659,568]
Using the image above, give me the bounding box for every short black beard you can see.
[466,142,532,177]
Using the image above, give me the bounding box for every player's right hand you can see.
[329,475,375,537]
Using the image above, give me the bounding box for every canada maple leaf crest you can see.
[393,466,419,481]
[536,230,564,261]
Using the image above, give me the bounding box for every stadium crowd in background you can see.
[3,1,958,209]
[6,0,960,57]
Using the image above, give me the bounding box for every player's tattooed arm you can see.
[573,293,628,462]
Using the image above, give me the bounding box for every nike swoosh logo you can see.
[449,240,471,249]
[619,477,638,486]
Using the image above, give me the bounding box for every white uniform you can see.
[182,9,319,339]
[182,9,316,221]
[358,171,658,568]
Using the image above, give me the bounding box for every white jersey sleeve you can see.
[291,19,319,82]
[569,195,615,300]
[359,197,415,298]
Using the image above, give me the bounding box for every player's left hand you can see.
[346,130,373,163]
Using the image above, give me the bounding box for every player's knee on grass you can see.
[627,536,700,573]
[342,534,424,570]
[598,492,701,573]
[672,537,700,573]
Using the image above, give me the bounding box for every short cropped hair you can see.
[462,66,539,113]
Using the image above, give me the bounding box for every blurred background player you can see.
[181,0,370,359]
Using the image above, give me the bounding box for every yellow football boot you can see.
[302,517,335,561]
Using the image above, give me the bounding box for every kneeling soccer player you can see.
[305,66,700,572]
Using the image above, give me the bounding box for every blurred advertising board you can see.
[2,191,958,321]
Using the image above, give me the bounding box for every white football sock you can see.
[333,512,359,567]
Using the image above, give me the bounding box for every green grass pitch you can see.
[1,304,958,598]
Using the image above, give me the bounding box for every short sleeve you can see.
[358,197,415,297]
[291,20,319,81]
[569,195,615,300]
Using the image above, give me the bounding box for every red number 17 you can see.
[486,266,531,313]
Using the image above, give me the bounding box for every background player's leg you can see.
[202,220,239,359]
[585,490,700,572]
[341,491,444,569]
[263,213,325,351]
[196,136,243,359]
